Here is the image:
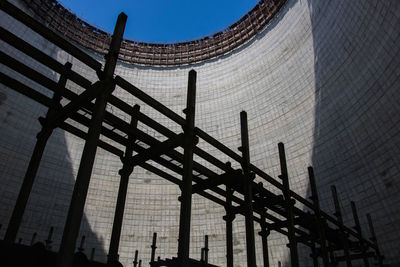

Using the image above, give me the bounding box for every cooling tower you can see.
[0,0,399,266]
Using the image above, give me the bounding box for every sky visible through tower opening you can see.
[58,0,259,43]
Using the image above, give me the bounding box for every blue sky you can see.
[58,0,259,43]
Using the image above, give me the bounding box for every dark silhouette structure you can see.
[0,1,387,266]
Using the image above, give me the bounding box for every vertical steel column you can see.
[78,235,86,252]
[329,250,337,267]
[310,242,319,267]
[133,250,139,267]
[45,226,54,250]
[4,62,71,243]
[177,70,197,265]
[151,232,157,263]
[30,232,37,245]
[224,186,235,267]
[331,186,352,267]
[366,214,383,267]
[278,142,299,267]
[259,215,270,267]
[90,248,95,261]
[350,201,370,267]
[57,13,127,267]
[204,235,209,264]
[240,111,257,267]
[108,104,140,263]
[308,167,330,266]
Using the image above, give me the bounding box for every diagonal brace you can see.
[127,133,188,167]
[46,80,111,129]
[192,169,243,194]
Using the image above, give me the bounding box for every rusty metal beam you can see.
[240,111,257,267]
[46,81,106,129]
[115,76,185,126]
[57,12,127,267]
[366,214,383,267]
[0,69,342,251]
[259,215,270,267]
[224,186,235,267]
[308,167,330,266]
[0,26,92,89]
[108,104,140,264]
[0,4,382,260]
[4,62,71,243]
[177,70,197,265]
[130,133,185,167]
[0,0,102,72]
[350,201,370,267]
[331,185,352,267]
[191,169,242,194]
[278,142,299,267]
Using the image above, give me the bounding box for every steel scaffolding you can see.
[0,1,384,266]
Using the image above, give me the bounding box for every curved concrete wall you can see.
[0,0,399,266]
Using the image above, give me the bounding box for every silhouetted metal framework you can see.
[20,0,286,66]
[0,1,384,266]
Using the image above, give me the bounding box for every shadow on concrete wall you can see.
[307,0,400,265]
[0,31,108,264]
[0,90,108,263]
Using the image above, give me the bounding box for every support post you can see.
[151,232,157,263]
[108,105,140,263]
[4,62,71,243]
[350,201,370,267]
[30,232,37,245]
[329,250,337,267]
[224,185,235,267]
[310,242,319,267]
[204,235,209,264]
[133,250,139,267]
[45,226,54,250]
[331,186,352,267]
[259,215,270,267]
[240,111,257,267]
[78,235,85,252]
[177,70,197,265]
[366,214,383,267]
[278,142,299,267]
[57,13,127,267]
[308,167,330,266]
[90,248,95,261]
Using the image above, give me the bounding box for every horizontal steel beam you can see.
[2,61,369,252]
[0,26,92,90]
[0,1,102,72]
[192,169,242,194]
[1,69,320,247]
[130,133,186,167]
[46,81,105,129]
[0,21,378,250]
[0,70,340,249]
[115,76,185,126]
